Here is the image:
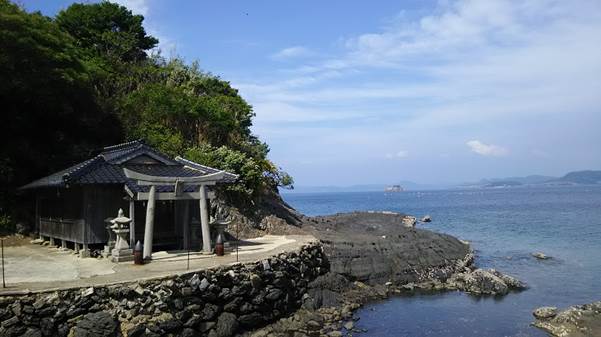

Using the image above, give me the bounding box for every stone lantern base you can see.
[111,248,134,262]
[111,227,133,263]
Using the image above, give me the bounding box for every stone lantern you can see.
[110,208,133,262]
[102,217,116,258]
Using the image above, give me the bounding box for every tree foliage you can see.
[0,0,292,219]
[0,0,122,215]
[55,2,157,63]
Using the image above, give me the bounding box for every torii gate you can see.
[123,168,226,259]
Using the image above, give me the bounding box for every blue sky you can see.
[22,0,601,186]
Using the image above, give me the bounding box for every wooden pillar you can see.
[199,185,211,253]
[182,201,190,250]
[129,199,136,247]
[61,239,67,249]
[143,186,156,259]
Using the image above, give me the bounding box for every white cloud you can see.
[396,150,408,158]
[110,0,149,15]
[272,46,313,60]
[466,140,508,157]
[243,0,601,184]
[385,150,409,159]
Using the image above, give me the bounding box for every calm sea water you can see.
[282,186,601,337]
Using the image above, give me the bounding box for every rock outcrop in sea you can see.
[237,212,525,337]
[304,211,523,293]
[533,301,601,337]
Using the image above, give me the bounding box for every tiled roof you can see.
[176,157,238,183]
[101,141,177,165]
[20,140,237,189]
[124,165,205,177]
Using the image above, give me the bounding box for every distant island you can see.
[282,181,448,193]
[463,170,601,189]
[284,170,601,193]
[554,170,601,185]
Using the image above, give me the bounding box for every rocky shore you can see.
[533,301,601,337]
[304,212,524,293]
[243,212,526,337]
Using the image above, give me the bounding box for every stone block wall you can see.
[0,243,328,337]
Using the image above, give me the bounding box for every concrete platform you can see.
[0,235,316,294]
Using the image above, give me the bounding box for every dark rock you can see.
[57,323,70,337]
[180,328,197,337]
[185,304,201,312]
[239,302,255,314]
[159,319,182,332]
[238,312,263,328]
[231,285,246,297]
[66,307,85,318]
[252,292,266,305]
[219,288,233,301]
[71,311,117,337]
[201,291,217,302]
[23,305,35,314]
[214,312,239,337]
[201,303,219,321]
[273,276,291,289]
[1,316,19,327]
[22,328,42,337]
[172,298,184,310]
[307,272,351,308]
[307,212,470,285]
[198,321,216,332]
[265,288,283,301]
[184,314,202,328]
[37,307,55,317]
[2,324,26,337]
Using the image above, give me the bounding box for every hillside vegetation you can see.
[554,170,601,185]
[0,1,292,230]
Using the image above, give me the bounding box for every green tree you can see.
[55,1,157,63]
[0,0,121,215]
[56,1,159,117]
[185,145,293,206]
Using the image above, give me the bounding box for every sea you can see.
[282,186,601,337]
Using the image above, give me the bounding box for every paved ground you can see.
[0,235,315,294]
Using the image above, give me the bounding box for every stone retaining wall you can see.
[0,243,328,337]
